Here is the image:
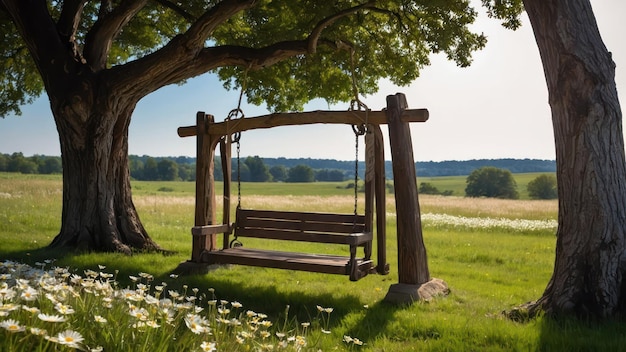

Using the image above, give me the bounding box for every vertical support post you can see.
[364,127,375,263]
[368,125,389,274]
[192,112,218,262]
[384,93,448,303]
[220,137,232,249]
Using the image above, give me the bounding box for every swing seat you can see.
[192,208,374,281]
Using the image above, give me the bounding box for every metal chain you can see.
[353,131,360,215]
[236,135,241,209]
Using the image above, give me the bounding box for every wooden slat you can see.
[238,217,365,234]
[234,228,372,245]
[238,209,365,224]
[206,247,373,275]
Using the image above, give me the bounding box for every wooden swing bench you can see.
[178,96,428,281]
[193,208,374,281]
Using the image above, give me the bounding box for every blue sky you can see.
[1,1,624,162]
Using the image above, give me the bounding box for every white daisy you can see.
[38,313,66,322]
[57,329,84,347]
[0,319,25,333]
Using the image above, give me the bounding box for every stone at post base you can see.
[383,278,450,304]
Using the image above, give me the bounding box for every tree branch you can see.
[83,0,148,71]
[56,0,85,62]
[307,1,376,54]
[152,0,196,22]
[0,0,65,74]
[180,0,258,51]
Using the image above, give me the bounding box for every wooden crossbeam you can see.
[178,108,428,137]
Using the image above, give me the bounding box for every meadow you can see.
[1,172,625,351]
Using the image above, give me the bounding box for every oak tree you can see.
[487,0,626,318]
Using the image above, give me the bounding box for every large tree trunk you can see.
[523,0,626,318]
[48,88,160,254]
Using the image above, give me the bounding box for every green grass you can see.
[2,172,625,351]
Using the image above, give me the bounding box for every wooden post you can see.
[219,138,232,249]
[192,112,219,261]
[367,125,389,274]
[383,93,448,303]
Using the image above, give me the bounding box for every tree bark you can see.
[523,0,626,318]
[48,85,160,253]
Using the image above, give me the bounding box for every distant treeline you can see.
[1,152,556,181]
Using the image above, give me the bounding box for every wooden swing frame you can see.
[178,93,428,281]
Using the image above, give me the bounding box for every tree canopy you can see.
[0,0,503,117]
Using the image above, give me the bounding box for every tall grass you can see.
[2,173,625,351]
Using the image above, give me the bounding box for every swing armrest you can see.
[192,224,233,236]
[347,231,373,246]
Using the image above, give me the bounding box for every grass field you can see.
[1,172,624,351]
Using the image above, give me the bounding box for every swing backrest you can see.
[233,208,368,245]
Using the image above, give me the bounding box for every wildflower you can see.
[0,287,16,300]
[146,320,161,328]
[295,336,306,347]
[260,330,271,339]
[343,335,354,343]
[200,341,216,352]
[20,286,39,301]
[231,301,243,308]
[129,307,149,321]
[57,330,84,348]
[0,319,25,332]
[301,322,310,328]
[100,272,113,279]
[120,289,142,302]
[38,313,66,322]
[94,315,107,323]
[169,274,179,279]
[91,346,104,352]
[185,314,209,334]
[353,338,364,345]
[138,272,153,280]
[55,303,75,315]
[98,265,106,270]
[321,329,331,334]
[22,305,40,314]
[0,303,19,313]
[30,327,47,336]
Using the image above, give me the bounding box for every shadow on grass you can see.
[536,315,626,351]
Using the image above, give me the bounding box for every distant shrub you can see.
[158,187,175,192]
[465,167,519,199]
[419,182,454,196]
[527,174,557,199]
